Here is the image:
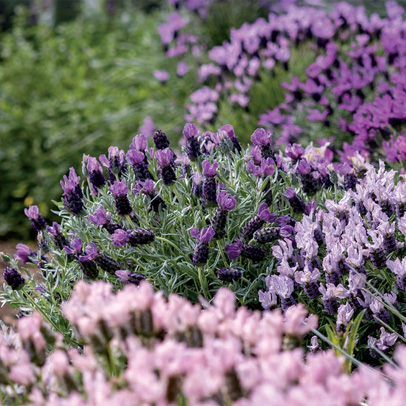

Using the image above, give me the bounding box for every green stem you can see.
[198,267,211,300]
[155,236,183,254]
[217,240,228,266]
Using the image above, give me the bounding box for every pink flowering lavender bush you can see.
[0,278,401,406]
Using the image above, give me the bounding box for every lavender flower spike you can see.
[336,303,354,333]
[284,187,306,214]
[183,122,201,160]
[60,169,84,215]
[3,267,25,290]
[202,159,219,206]
[241,203,276,242]
[24,205,46,233]
[211,192,236,239]
[46,222,68,250]
[155,148,176,185]
[109,180,132,216]
[85,156,106,193]
[191,226,215,265]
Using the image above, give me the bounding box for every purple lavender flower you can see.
[99,146,127,182]
[202,160,219,205]
[60,169,85,215]
[246,158,275,178]
[130,134,148,152]
[216,267,242,282]
[84,156,106,194]
[127,149,152,182]
[190,226,215,265]
[387,258,406,291]
[24,205,46,233]
[319,283,348,314]
[64,238,83,256]
[219,124,241,153]
[3,267,25,290]
[266,274,295,311]
[368,327,398,358]
[46,222,68,250]
[153,129,171,150]
[283,187,306,214]
[251,128,274,159]
[80,242,121,275]
[225,239,243,260]
[15,244,36,264]
[115,270,145,285]
[183,123,201,160]
[109,180,132,216]
[134,180,167,213]
[155,148,177,185]
[295,266,320,299]
[210,192,236,239]
[241,203,276,242]
[285,143,304,164]
[111,229,130,247]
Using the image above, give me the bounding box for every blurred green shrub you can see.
[0,8,198,239]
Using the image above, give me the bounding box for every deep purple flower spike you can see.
[3,267,25,290]
[155,148,177,185]
[183,123,201,160]
[210,191,236,238]
[24,205,46,233]
[191,226,215,265]
[110,180,132,216]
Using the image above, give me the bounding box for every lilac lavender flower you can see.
[368,327,398,357]
[182,123,201,160]
[190,226,215,265]
[251,128,274,159]
[283,187,306,214]
[115,270,145,285]
[319,283,348,314]
[130,134,148,152]
[127,149,152,182]
[3,267,25,290]
[24,205,46,233]
[241,203,276,242]
[109,180,132,216]
[177,61,189,76]
[155,148,177,185]
[258,289,277,310]
[216,267,242,282]
[60,169,85,215]
[370,299,390,324]
[336,303,354,333]
[99,146,127,182]
[210,192,235,239]
[295,266,320,299]
[307,336,320,352]
[378,221,397,254]
[46,222,68,250]
[202,160,219,206]
[266,274,295,311]
[387,258,406,291]
[153,129,171,150]
[84,156,106,194]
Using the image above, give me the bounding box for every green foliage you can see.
[0,9,197,239]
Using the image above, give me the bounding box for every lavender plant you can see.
[1,279,402,406]
[1,123,340,341]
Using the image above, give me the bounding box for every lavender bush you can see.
[1,278,404,406]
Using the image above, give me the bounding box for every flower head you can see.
[109,180,129,197]
[216,191,236,211]
[202,159,219,177]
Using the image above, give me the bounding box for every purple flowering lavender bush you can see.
[5,120,406,367]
